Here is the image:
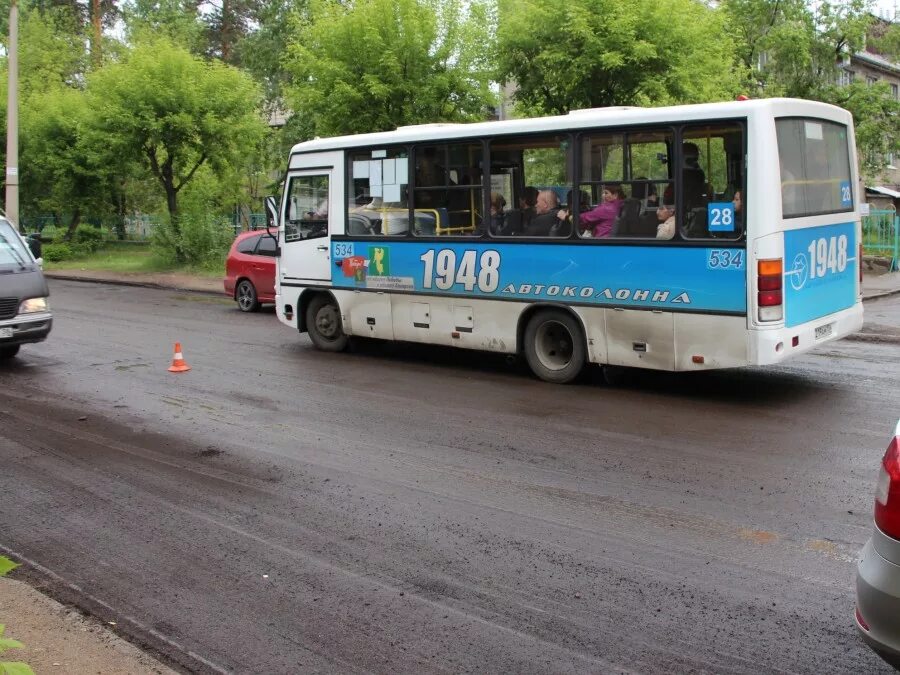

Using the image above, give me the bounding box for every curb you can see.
[44,273,222,297]
[863,288,900,302]
[845,332,900,345]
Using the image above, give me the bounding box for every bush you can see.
[151,211,234,269]
[73,224,105,253]
[38,225,60,243]
[42,243,76,262]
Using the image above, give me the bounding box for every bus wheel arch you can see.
[303,291,348,352]
[518,305,588,384]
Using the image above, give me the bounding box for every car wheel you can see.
[236,279,260,312]
[0,345,20,360]
[523,309,586,384]
[306,294,348,352]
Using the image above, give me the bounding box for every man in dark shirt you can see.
[524,190,566,236]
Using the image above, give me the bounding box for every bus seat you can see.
[687,207,709,237]
[611,198,642,237]
[502,209,523,236]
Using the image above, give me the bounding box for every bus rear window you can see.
[776,118,853,218]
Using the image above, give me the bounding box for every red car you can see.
[224,231,277,312]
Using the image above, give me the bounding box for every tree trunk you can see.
[91,0,102,68]
[164,180,183,261]
[115,182,127,240]
[220,0,231,62]
[63,208,82,241]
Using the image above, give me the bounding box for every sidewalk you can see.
[44,268,222,294]
[0,576,174,674]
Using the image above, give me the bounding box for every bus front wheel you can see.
[306,295,348,352]
[523,310,586,384]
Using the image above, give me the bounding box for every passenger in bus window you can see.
[656,202,676,240]
[488,192,506,235]
[632,179,658,207]
[682,142,707,210]
[524,190,565,236]
[572,184,625,238]
[519,186,539,228]
[733,190,743,228]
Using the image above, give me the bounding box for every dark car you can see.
[224,231,277,312]
[0,218,52,359]
[855,419,900,670]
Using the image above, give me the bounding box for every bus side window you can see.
[490,135,572,238]
[680,123,745,241]
[347,148,409,236]
[412,143,483,237]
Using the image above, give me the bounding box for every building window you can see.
[867,76,878,86]
[838,70,856,87]
[892,83,899,100]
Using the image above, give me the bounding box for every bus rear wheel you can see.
[306,294,348,352]
[523,309,586,384]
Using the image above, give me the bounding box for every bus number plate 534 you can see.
[420,249,501,293]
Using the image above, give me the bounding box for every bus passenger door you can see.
[281,171,333,283]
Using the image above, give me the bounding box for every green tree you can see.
[202,0,259,64]
[19,86,113,238]
[86,39,266,258]
[239,0,302,106]
[121,0,204,52]
[495,0,737,115]
[721,0,900,179]
[283,0,496,138]
[17,4,88,94]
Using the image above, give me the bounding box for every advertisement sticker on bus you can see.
[332,241,748,314]
[783,221,857,328]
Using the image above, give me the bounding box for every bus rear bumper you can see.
[750,302,864,366]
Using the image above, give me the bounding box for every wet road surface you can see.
[1,281,898,673]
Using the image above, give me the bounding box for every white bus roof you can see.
[289,98,852,156]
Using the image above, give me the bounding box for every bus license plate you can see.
[0,327,12,338]
[815,323,833,340]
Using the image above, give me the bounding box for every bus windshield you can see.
[776,118,853,219]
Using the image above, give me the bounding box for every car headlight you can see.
[19,297,49,314]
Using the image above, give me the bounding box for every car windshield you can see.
[0,220,33,271]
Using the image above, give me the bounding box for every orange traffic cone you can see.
[168,342,191,373]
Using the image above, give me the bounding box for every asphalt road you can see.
[1,280,898,674]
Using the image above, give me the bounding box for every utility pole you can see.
[5,0,18,230]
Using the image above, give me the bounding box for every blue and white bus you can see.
[268,98,863,383]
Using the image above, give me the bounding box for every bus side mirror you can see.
[264,196,278,237]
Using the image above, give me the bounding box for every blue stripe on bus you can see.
[331,241,748,314]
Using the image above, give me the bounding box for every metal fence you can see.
[862,209,900,272]
[18,213,264,241]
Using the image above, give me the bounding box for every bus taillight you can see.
[757,259,783,321]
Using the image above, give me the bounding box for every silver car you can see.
[0,218,52,360]
[856,418,900,669]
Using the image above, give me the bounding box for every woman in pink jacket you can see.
[576,184,625,238]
